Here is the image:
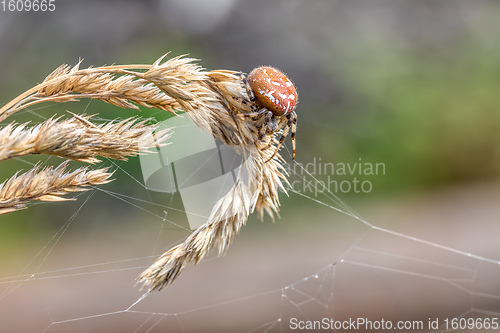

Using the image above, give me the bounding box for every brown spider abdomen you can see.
[247,66,297,117]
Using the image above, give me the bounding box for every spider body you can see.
[243,66,298,161]
[247,66,297,116]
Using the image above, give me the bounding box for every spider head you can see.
[247,66,297,117]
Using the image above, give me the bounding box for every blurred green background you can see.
[1,1,500,332]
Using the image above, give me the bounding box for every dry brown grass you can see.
[0,114,170,163]
[0,54,290,291]
[0,161,112,215]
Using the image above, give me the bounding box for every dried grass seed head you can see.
[0,161,113,215]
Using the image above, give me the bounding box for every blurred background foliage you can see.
[1,0,500,246]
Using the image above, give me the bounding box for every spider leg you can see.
[257,111,274,140]
[242,108,267,119]
[240,71,255,102]
[261,136,274,151]
[265,114,293,163]
[258,124,268,141]
[290,111,297,159]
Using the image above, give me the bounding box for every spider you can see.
[241,66,298,162]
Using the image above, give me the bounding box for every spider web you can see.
[1,101,500,333]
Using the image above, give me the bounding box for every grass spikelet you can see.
[0,114,170,163]
[0,161,113,215]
